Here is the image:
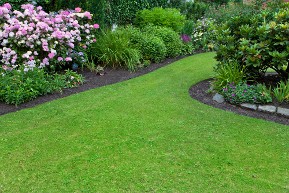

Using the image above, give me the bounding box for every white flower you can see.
[1,39,8,46]
[50,49,57,54]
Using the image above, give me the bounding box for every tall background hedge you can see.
[1,0,233,27]
[48,0,184,27]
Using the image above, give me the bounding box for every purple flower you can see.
[181,34,191,43]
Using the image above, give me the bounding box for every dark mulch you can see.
[189,79,289,126]
[2,54,289,126]
[0,56,186,116]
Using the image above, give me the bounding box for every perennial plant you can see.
[0,3,99,72]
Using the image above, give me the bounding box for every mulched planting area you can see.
[1,54,289,126]
[189,79,289,126]
[0,56,186,116]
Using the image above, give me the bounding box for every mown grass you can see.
[0,52,288,192]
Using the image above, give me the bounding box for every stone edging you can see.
[212,93,289,117]
[240,103,289,117]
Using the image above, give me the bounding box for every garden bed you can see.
[190,79,289,126]
[0,56,186,116]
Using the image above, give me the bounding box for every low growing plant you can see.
[222,82,272,105]
[180,34,194,55]
[0,67,84,105]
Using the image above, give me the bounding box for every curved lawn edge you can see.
[0,55,187,116]
[0,52,289,192]
[189,79,289,126]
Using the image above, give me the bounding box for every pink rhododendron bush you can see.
[0,3,99,72]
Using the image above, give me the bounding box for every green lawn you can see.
[0,52,288,192]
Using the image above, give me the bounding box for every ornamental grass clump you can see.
[0,3,99,72]
[273,80,289,103]
[222,82,272,105]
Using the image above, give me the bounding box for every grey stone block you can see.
[277,107,289,117]
[258,105,277,113]
[213,93,224,103]
[240,103,258,110]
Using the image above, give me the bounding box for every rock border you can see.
[242,103,289,117]
[213,93,289,118]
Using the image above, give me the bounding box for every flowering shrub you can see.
[192,17,216,51]
[180,34,194,55]
[222,82,272,105]
[0,3,99,72]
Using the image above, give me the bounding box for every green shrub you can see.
[205,3,257,24]
[132,33,167,63]
[180,1,209,21]
[142,25,183,58]
[222,82,272,105]
[91,29,141,71]
[0,68,83,105]
[51,0,187,27]
[135,7,185,32]
[117,26,167,63]
[202,0,230,5]
[214,7,289,80]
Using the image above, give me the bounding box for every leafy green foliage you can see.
[128,27,167,63]
[222,82,272,105]
[0,0,28,10]
[213,60,245,92]
[214,6,289,80]
[1,53,288,193]
[0,68,83,105]
[50,0,186,27]
[273,80,289,103]
[90,29,141,71]
[60,69,84,88]
[181,20,195,36]
[142,25,183,58]
[180,1,209,21]
[205,3,257,24]
[135,7,185,32]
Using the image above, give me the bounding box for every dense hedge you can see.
[48,0,184,27]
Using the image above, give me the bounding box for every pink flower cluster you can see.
[0,4,99,71]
